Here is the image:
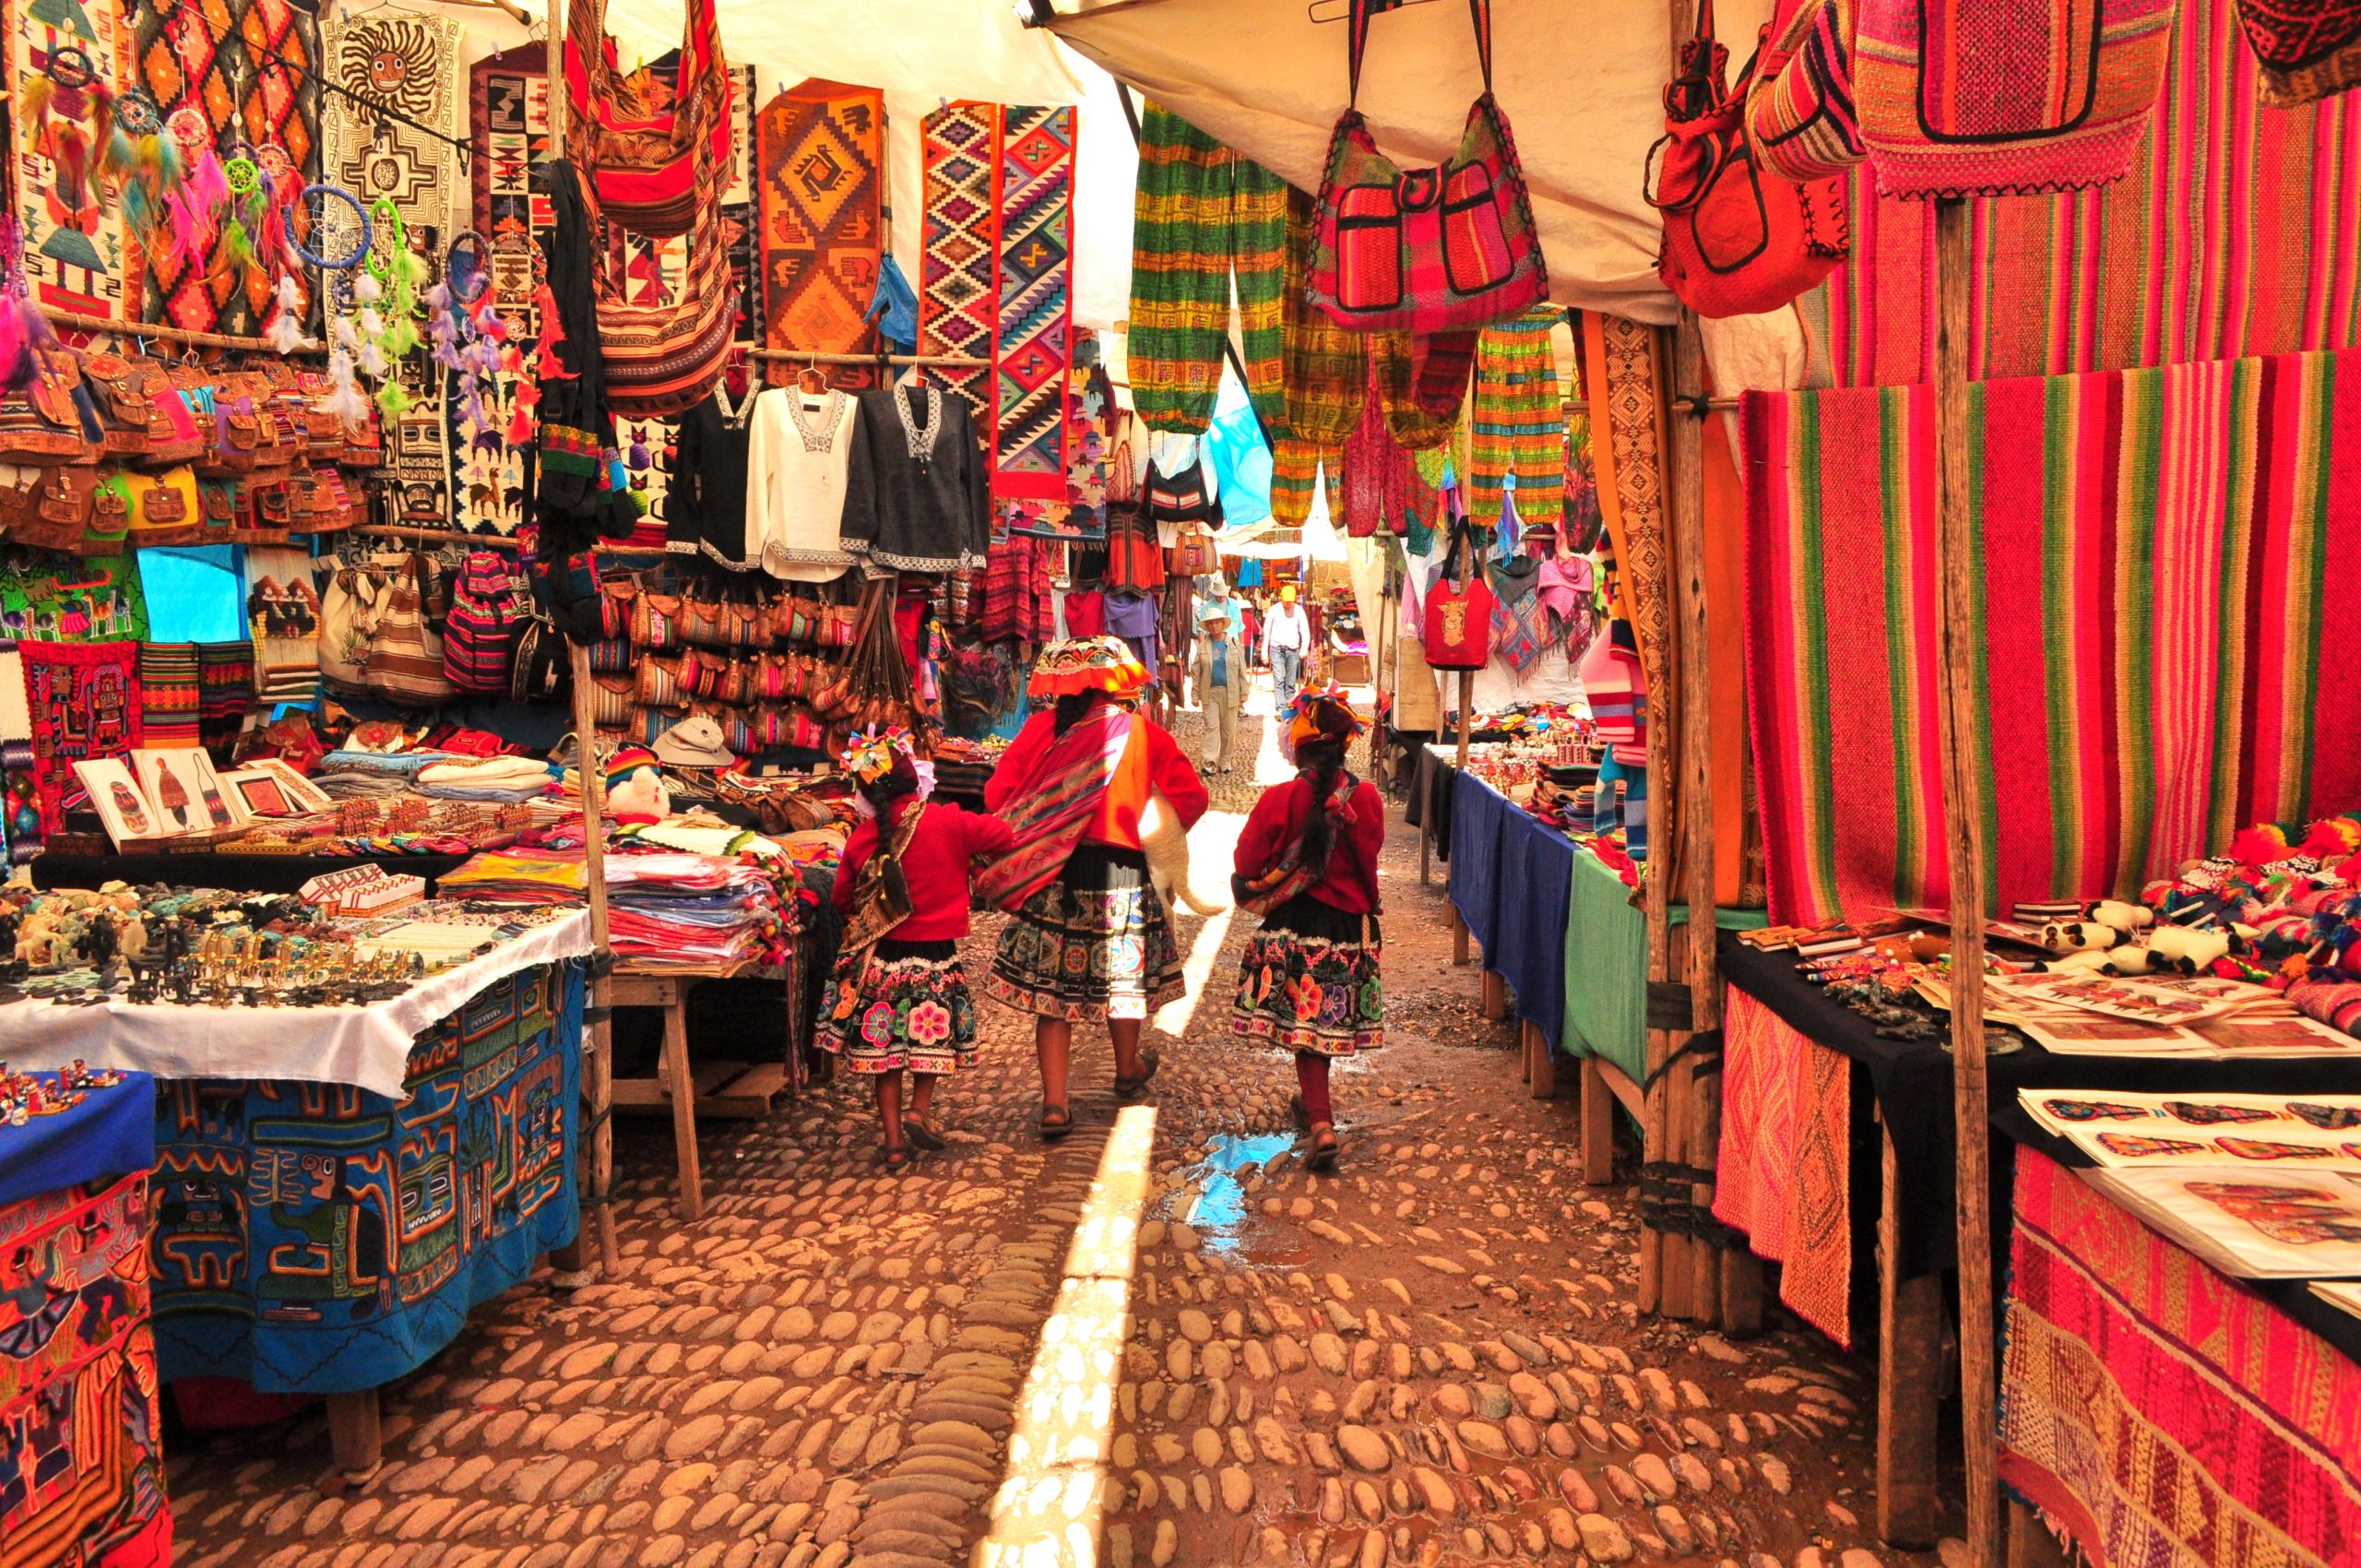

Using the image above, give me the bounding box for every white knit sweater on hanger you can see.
[748,387,860,583]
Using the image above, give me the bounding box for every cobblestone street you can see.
[162,691,1962,1568]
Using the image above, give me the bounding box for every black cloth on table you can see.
[1718,929,2361,1279]
[1989,1101,2361,1364]
[32,851,475,897]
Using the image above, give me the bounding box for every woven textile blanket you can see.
[2236,0,2361,105]
[149,962,583,1395]
[1272,188,1362,528]
[992,106,1076,521]
[1808,0,2361,386]
[471,43,556,341]
[758,81,886,390]
[1713,989,1854,1347]
[921,101,1003,422]
[1128,101,1233,434]
[0,1171,171,1568]
[5,0,143,323]
[2001,1146,2361,1568]
[22,639,141,839]
[1742,347,2361,929]
[137,642,201,751]
[136,0,318,335]
[1468,310,1566,539]
[323,10,466,530]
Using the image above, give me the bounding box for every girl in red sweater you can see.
[1231,688,1387,1170]
[980,637,1208,1139]
[825,728,1014,1170]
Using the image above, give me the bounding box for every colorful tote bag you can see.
[2233,0,2361,106]
[1648,0,1849,318]
[1746,0,1868,183]
[1854,0,2177,198]
[1421,521,1495,671]
[1306,0,1548,335]
[564,0,732,237]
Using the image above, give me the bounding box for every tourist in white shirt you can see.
[1264,585,1311,710]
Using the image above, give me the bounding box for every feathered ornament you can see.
[0,219,64,393]
[92,84,135,188]
[374,378,412,419]
[265,273,316,354]
[320,345,373,428]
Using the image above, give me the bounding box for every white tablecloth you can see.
[1,911,595,1099]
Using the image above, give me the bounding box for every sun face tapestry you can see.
[6,0,142,324]
[991,106,1076,531]
[757,80,885,390]
[1807,0,2361,387]
[920,101,1002,422]
[0,1172,172,1568]
[322,9,465,532]
[149,962,584,1395]
[1743,346,2361,930]
[135,0,319,335]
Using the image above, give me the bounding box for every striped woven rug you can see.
[1806,0,2361,386]
[1742,347,2361,929]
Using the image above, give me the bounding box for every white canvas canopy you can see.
[1045,0,1774,327]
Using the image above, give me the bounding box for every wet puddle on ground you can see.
[1159,1131,1296,1255]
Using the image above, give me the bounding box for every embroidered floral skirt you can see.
[1232,894,1383,1057]
[989,845,1183,1022]
[821,938,979,1075]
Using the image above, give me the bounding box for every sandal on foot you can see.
[883,1141,912,1172]
[905,1114,946,1152]
[1305,1123,1341,1171]
[1288,1093,1311,1133]
[1115,1048,1162,1099]
[1039,1104,1074,1142]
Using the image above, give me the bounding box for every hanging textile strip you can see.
[1234,157,1288,436]
[1808,0,2361,386]
[1741,346,2361,929]
[757,81,886,391]
[2001,1147,2361,1568]
[196,639,254,759]
[1272,188,1364,529]
[1341,360,1434,539]
[1712,990,1855,1348]
[992,106,1077,516]
[1855,0,2176,200]
[0,1172,172,1567]
[136,0,319,335]
[324,10,466,531]
[471,43,555,340]
[1466,310,1565,537]
[2236,0,2361,105]
[6,0,142,323]
[1584,314,1674,718]
[1128,101,1232,434]
[920,102,1003,423]
[138,642,202,749]
[21,638,142,838]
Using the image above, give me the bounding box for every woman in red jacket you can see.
[1231,688,1386,1170]
[826,729,1014,1170]
[980,637,1209,1139]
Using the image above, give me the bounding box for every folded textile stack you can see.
[417,755,556,804]
[439,846,796,968]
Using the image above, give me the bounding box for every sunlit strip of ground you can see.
[973,1104,1158,1568]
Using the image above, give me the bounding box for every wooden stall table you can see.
[1713,932,2361,1549]
[1992,1111,2361,1568]
[611,958,805,1222]
[6,913,594,1481]
[0,1070,169,1568]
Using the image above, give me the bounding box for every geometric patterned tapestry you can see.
[991,105,1074,525]
[1742,346,2361,929]
[135,0,318,336]
[756,79,885,390]
[5,0,142,324]
[920,101,1001,422]
[1803,0,2361,387]
[469,42,553,343]
[321,9,465,529]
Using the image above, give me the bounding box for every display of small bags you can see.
[77,351,155,459]
[144,379,209,465]
[0,350,98,462]
[632,590,682,650]
[678,594,762,649]
[18,466,101,552]
[635,653,688,709]
[367,554,459,706]
[771,596,823,645]
[585,637,635,673]
[118,465,206,549]
[587,671,635,728]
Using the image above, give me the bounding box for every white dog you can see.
[1138,788,1227,916]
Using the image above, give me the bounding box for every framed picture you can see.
[221,767,301,819]
[243,755,334,815]
[72,758,159,848]
[132,747,244,835]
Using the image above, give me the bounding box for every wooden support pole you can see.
[1580,1055,1616,1184]
[1933,194,2000,1566]
[325,1390,382,1479]
[1453,667,1475,965]
[553,636,623,1277]
[1878,1123,1943,1548]
[2007,1503,2073,1568]
[1525,1020,1558,1099]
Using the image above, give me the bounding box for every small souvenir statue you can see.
[605,746,670,826]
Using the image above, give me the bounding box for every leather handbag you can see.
[0,350,98,462]
[1145,449,1218,524]
[632,590,682,650]
[511,613,570,704]
[1170,523,1221,578]
[367,554,460,706]
[1744,0,1866,184]
[1647,0,1848,319]
[1306,0,1549,334]
[77,351,154,459]
[1420,519,1495,671]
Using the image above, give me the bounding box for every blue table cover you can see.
[1449,770,1573,1050]
[0,1071,155,1208]
[148,959,585,1395]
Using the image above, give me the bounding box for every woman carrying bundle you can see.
[979,637,1208,1140]
[1230,687,1386,1170]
